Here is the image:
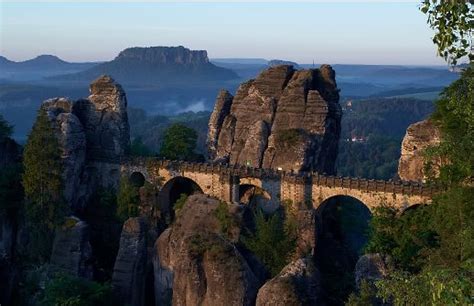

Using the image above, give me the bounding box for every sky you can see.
[0,1,446,65]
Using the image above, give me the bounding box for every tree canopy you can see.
[159,123,201,161]
[421,0,474,65]
[22,108,67,261]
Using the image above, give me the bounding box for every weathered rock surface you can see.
[268,59,300,69]
[74,75,130,162]
[40,75,130,210]
[208,64,341,173]
[295,209,317,258]
[43,98,87,209]
[256,258,321,306]
[50,217,93,279]
[207,90,234,160]
[398,119,441,182]
[354,253,391,289]
[112,217,148,306]
[153,194,259,306]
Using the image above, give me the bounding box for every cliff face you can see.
[398,119,441,182]
[116,46,209,65]
[41,75,130,210]
[207,65,341,173]
[154,194,260,306]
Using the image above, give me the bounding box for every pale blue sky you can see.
[0,1,445,65]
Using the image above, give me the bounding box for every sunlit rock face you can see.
[153,194,260,306]
[398,119,442,182]
[74,75,130,162]
[208,64,341,173]
[40,75,130,210]
[256,258,321,306]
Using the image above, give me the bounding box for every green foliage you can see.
[41,274,113,306]
[0,113,13,140]
[346,280,377,306]
[130,136,154,157]
[116,176,140,221]
[23,109,63,208]
[277,129,302,148]
[213,201,234,237]
[428,64,474,185]
[420,0,473,65]
[242,210,296,276]
[173,193,188,214]
[376,267,473,305]
[338,97,434,179]
[159,123,200,161]
[427,187,474,270]
[22,108,67,262]
[365,205,437,272]
[128,108,211,155]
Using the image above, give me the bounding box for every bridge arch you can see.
[239,184,273,209]
[315,195,372,302]
[129,171,146,187]
[239,176,280,212]
[158,176,204,221]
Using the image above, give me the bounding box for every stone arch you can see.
[239,184,271,204]
[158,176,203,221]
[314,195,372,302]
[129,171,146,187]
[400,203,425,215]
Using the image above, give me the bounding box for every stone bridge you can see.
[122,158,436,215]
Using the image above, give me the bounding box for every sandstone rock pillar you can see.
[112,217,147,306]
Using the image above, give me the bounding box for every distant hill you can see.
[0,55,98,81]
[211,58,268,65]
[56,46,239,85]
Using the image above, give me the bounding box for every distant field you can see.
[389,91,441,101]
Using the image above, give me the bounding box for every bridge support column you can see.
[231,176,240,204]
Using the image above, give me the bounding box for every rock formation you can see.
[207,64,341,173]
[255,258,321,306]
[153,194,260,306]
[40,75,130,210]
[398,119,441,182]
[354,253,391,289]
[75,75,130,162]
[268,59,300,69]
[50,217,93,279]
[112,217,148,306]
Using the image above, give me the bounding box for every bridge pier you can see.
[231,176,240,204]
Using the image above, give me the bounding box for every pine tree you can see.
[22,108,66,261]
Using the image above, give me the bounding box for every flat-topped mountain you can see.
[57,46,239,84]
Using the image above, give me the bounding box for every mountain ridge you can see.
[54,46,239,85]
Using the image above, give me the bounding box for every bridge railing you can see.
[123,157,439,197]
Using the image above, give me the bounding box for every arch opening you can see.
[239,184,274,212]
[159,176,203,221]
[129,171,146,188]
[315,195,372,304]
